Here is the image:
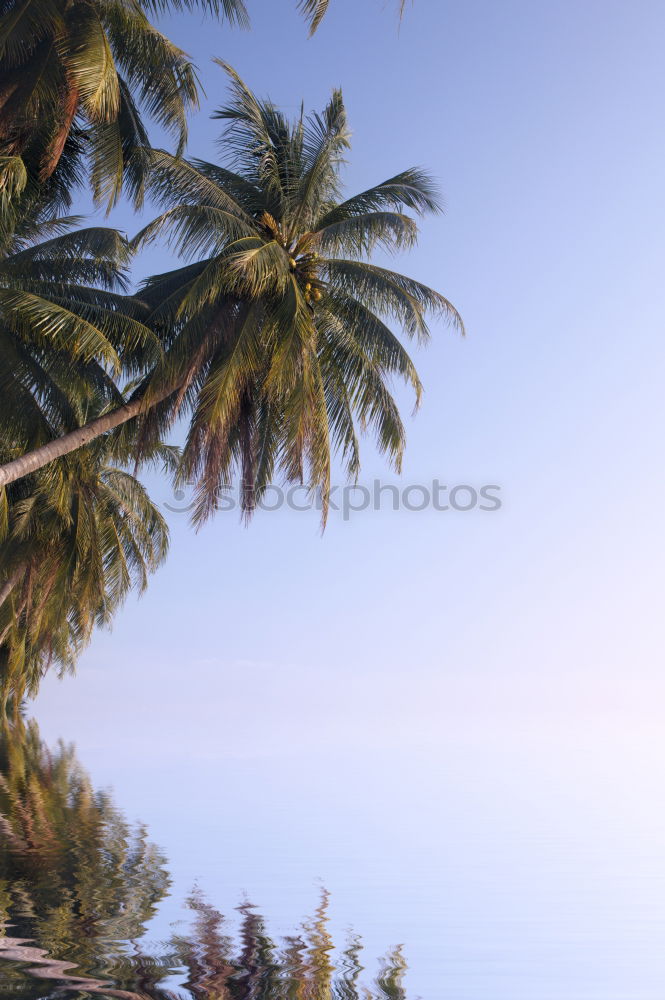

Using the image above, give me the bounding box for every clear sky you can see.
[32,1,665,997]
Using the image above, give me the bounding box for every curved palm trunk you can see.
[0,302,232,489]
[0,385,175,488]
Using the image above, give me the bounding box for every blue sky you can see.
[32,1,665,996]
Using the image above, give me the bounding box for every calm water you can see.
[2,697,665,1000]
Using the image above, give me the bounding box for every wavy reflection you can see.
[172,889,410,999]
[0,714,172,996]
[0,718,413,999]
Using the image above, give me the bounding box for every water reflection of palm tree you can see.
[0,717,415,998]
[175,888,412,1000]
[0,714,171,989]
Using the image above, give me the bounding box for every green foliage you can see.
[0,0,207,212]
[0,0,381,213]
[0,433,172,708]
[0,204,156,433]
[0,54,459,704]
[0,201,173,707]
[130,64,462,526]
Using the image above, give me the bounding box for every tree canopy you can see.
[0,1,460,705]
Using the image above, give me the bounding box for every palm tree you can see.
[0,0,395,213]
[0,201,170,707]
[0,65,462,522]
[0,197,159,459]
[0,0,225,211]
[0,429,172,710]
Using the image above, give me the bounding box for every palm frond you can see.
[63,6,120,122]
[316,168,442,228]
[325,258,464,342]
[291,88,349,230]
[315,210,418,257]
[0,288,123,371]
[211,61,289,208]
[297,0,328,35]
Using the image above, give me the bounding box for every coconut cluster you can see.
[292,251,323,305]
[258,215,325,307]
